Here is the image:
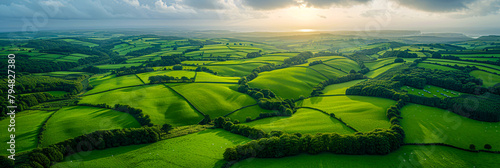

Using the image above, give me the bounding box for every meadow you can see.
[171,83,257,117]
[41,106,141,147]
[401,104,500,150]
[86,74,144,95]
[416,63,459,71]
[470,70,500,87]
[52,129,251,168]
[401,85,463,98]
[298,96,394,132]
[194,72,240,83]
[0,110,53,154]
[226,105,274,122]
[309,64,346,78]
[243,108,355,134]
[136,70,195,83]
[80,84,203,126]
[248,67,327,99]
[322,79,367,95]
[365,63,403,78]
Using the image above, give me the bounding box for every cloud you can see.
[240,0,298,10]
[391,0,475,12]
[305,0,371,8]
[182,0,227,10]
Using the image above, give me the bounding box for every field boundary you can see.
[223,104,258,117]
[321,63,348,73]
[306,66,330,79]
[162,83,206,116]
[298,106,359,132]
[135,74,147,84]
[36,109,59,147]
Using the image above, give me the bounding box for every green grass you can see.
[95,63,143,70]
[207,63,266,77]
[298,96,394,132]
[365,58,396,69]
[424,59,500,74]
[365,63,403,78]
[232,145,500,168]
[401,85,463,98]
[195,72,240,83]
[309,64,346,78]
[80,84,202,126]
[248,67,327,99]
[323,58,361,72]
[62,39,98,47]
[171,83,257,117]
[136,70,195,83]
[86,74,144,95]
[46,91,68,97]
[417,63,459,71]
[42,106,141,147]
[401,104,500,150]
[52,129,251,168]
[0,110,53,154]
[470,70,500,87]
[227,105,274,122]
[322,79,367,95]
[244,108,355,134]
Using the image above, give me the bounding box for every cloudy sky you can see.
[1,0,499,34]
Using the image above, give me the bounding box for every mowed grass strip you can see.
[136,70,196,83]
[52,129,251,168]
[171,83,257,117]
[248,67,327,99]
[470,70,500,87]
[0,110,53,154]
[244,108,355,134]
[195,72,240,83]
[401,104,500,150]
[298,96,394,132]
[232,145,500,168]
[322,79,367,95]
[86,74,144,95]
[80,84,202,126]
[42,106,141,147]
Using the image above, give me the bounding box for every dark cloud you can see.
[182,0,226,10]
[305,0,371,8]
[392,0,473,12]
[240,0,298,10]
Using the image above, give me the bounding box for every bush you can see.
[29,153,51,168]
[0,156,14,168]
[485,144,492,150]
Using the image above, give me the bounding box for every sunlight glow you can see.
[298,29,315,32]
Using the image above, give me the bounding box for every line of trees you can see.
[79,103,153,126]
[148,75,194,83]
[214,117,267,139]
[246,52,262,58]
[195,66,217,75]
[380,51,418,58]
[112,65,154,77]
[308,60,323,66]
[311,72,367,96]
[125,45,161,56]
[19,126,163,168]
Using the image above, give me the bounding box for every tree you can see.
[469,144,476,150]
[29,152,51,168]
[394,58,405,63]
[161,124,173,133]
[246,117,252,122]
[485,144,492,150]
[432,53,442,58]
[350,69,357,74]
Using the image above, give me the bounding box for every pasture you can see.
[417,63,459,71]
[52,129,251,168]
[80,84,202,126]
[232,145,500,168]
[227,105,274,122]
[95,63,143,70]
[470,70,500,87]
[401,85,463,98]
[0,110,53,154]
[323,58,361,72]
[248,67,327,99]
[244,108,355,134]
[86,74,144,95]
[206,63,266,77]
[298,96,394,132]
[195,72,240,83]
[171,83,256,117]
[136,70,195,83]
[401,104,500,150]
[309,64,347,78]
[42,106,141,147]
[365,63,403,78]
[322,79,367,95]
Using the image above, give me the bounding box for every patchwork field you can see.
[309,64,347,78]
[244,108,355,134]
[322,79,367,95]
[365,58,396,69]
[248,67,327,99]
[136,70,195,83]
[86,74,144,95]
[417,63,459,71]
[401,104,500,150]
[365,63,403,78]
[42,106,141,147]
[323,58,361,72]
[470,70,500,87]
[206,63,266,77]
[298,96,395,132]
[0,110,53,154]
[195,72,240,83]
[171,83,257,117]
[80,84,203,126]
[52,129,251,168]
[401,85,463,98]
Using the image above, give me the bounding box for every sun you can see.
[298,29,316,32]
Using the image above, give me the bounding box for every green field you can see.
[53,129,251,168]
[298,96,394,132]
[171,83,256,117]
[365,58,396,69]
[424,59,500,74]
[195,72,240,83]
[401,104,500,150]
[323,58,361,72]
[227,105,274,122]
[232,145,500,168]
[95,63,143,70]
[80,84,203,126]
[470,70,500,87]
[248,67,327,99]
[0,110,54,154]
[136,70,195,83]
[365,63,403,78]
[206,63,266,77]
[86,74,144,95]
[62,39,99,47]
[47,91,69,97]
[417,63,459,71]
[401,85,463,98]
[244,108,355,134]
[42,106,141,147]
[322,79,367,95]
[309,64,346,78]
